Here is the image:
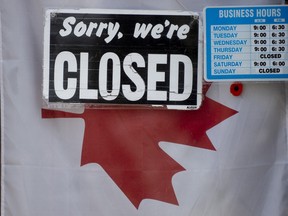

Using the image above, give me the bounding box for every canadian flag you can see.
[1,0,287,216]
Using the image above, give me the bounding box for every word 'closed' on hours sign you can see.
[43,9,202,110]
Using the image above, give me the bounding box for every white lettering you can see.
[96,22,108,37]
[74,21,87,37]
[52,52,193,102]
[99,52,121,101]
[151,24,164,39]
[105,22,121,43]
[59,16,76,37]
[133,23,153,38]
[85,22,98,37]
[54,51,77,99]
[122,53,146,101]
[169,54,193,101]
[147,54,167,101]
[79,53,98,99]
[177,24,190,39]
[166,24,179,39]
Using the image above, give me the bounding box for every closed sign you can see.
[43,9,202,110]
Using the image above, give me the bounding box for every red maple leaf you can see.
[42,86,237,208]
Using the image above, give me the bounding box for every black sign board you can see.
[43,9,202,110]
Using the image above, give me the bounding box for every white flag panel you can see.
[1,0,287,216]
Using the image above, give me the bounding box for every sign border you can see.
[43,9,203,110]
[204,5,288,82]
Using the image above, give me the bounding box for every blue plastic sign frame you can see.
[204,5,288,81]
